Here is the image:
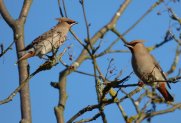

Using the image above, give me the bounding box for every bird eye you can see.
[132,42,138,46]
[67,21,73,25]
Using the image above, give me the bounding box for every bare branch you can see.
[120,88,140,113]
[111,28,128,44]
[0,0,15,27]
[100,0,164,57]
[0,41,14,57]
[167,45,181,74]
[68,86,143,123]
[119,87,143,103]
[116,103,128,122]
[168,7,181,25]
[80,0,91,41]
[57,0,64,17]
[148,30,174,50]
[62,0,68,17]
[0,73,31,105]
[102,72,133,98]
[19,0,32,23]
[0,53,64,104]
[167,30,181,45]
[75,113,101,123]
[70,30,85,47]
[123,0,164,35]
[138,103,181,122]
[88,0,131,45]
[0,0,33,122]
[54,75,67,123]
[67,104,100,123]
[74,70,97,77]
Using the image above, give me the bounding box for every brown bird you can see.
[17,17,77,63]
[125,40,174,102]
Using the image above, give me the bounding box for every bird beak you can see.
[124,43,132,49]
[70,21,78,27]
[74,21,78,24]
[73,21,78,25]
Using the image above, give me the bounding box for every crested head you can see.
[124,40,147,54]
[125,40,145,49]
[56,17,78,27]
[127,40,145,45]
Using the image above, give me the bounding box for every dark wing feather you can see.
[151,55,171,89]
[20,25,59,51]
[32,26,58,45]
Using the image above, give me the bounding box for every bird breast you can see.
[132,52,164,85]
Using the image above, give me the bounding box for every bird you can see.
[125,40,174,102]
[16,17,78,63]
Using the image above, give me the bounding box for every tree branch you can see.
[167,45,181,75]
[19,0,32,23]
[138,103,181,122]
[74,113,101,123]
[0,0,15,28]
[54,75,67,123]
[0,41,14,58]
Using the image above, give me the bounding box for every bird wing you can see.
[32,26,59,45]
[151,55,171,89]
[21,25,60,51]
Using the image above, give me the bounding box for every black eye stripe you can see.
[130,42,138,46]
[67,21,73,24]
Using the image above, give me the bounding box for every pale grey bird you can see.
[125,40,174,102]
[17,17,77,63]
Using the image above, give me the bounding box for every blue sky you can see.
[0,0,181,123]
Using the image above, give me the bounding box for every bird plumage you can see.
[17,17,77,63]
[125,40,174,102]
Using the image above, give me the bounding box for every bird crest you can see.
[55,17,77,24]
[127,40,145,46]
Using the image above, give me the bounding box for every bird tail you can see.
[16,51,35,64]
[157,83,174,102]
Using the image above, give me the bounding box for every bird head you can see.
[124,40,145,50]
[56,17,78,27]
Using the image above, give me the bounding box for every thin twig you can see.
[0,0,15,27]
[74,70,98,77]
[111,28,128,44]
[105,58,114,79]
[167,45,181,74]
[67,104,100,123]
[57,0,64,17]
[101,0,164,54]
[138,103,181,122]
[62,0,68,17]
[0,41,14,57]
[0,52,65,105]
[120,88,140,113]
[80,1,108,122]
[75,113,101,123]
[68,86,143,123]
[123,0,164,36]
[168,7,181,25]
[102,72,133,100]
[119,87,143,103]
[148,76,181,83]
